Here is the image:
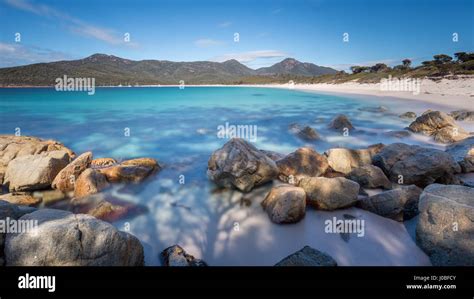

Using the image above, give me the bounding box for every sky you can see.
[0,0,472,70]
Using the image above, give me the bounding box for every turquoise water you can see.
[0,87,438,266]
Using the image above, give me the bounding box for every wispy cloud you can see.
[218,21,232,28]
[0,42,75,67]
[4,0,137,47]
[194,38,224,48]
[211,50,287,64]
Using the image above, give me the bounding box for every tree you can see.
[350,66,369,74]
[370,63,389,73]
[433,54,453,64]
[454,52,474,63]
[402,59,411,68]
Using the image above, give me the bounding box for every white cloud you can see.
[194,38,224,48]
[0,42,74,67]
[211,50,287,63]
[4,0,136,47]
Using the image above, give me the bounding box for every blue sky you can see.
[0,0,472,69]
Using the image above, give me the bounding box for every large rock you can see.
[408,111,470,143]
[275,246,337,266]
[295,126,321,141]
[416,184,474,266]
[347,165,392,189]
[399,112,417,119]
[325,143,384,174]
[4,151,70,192]
[357,185,422,221]
[0,135,74,185]
[160,245,207,266]
[0,192,41,206]
[298,177,360,210]
[449,110,474,121]
[0,200,21,265]
[74,168,109,198]
[52,152,92,192]
[446,136,474,173]
[372,143,461,187]
[5,209,144,266]
[99,158,159,184]
[207,138,278,192]
[276,147,329,183]
[91,158,117,168]
[261,185,306,224]
[328,114,354,132]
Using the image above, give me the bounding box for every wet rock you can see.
[408,111,470,143]
[261,185,306,224]
[328,114,354,132]
[52,152,93,192]
[275,246,337,266]
[91,158,117,168]
[298,177,360,210]
[160,245,207,266]
[74,168,109,198]
[325,143,385,174]
[32,189,65,205]
[296,126,321,141]
[358,106,388,113]
[5,209,144,266]
[121,157,160,170]
[259,150,285,161]
[4,151,70,192]
[207,138,278,192]
[99,164,157,184]
[346,165,392,189]
[0,135,74,185]
[357,185,422,221]
[276,147,329,183]
[373,143,461,187]
[446,136,474,173]
[449,110,474,121]
[0,192,41,206]
[416,184,474,266]
[384,130,411,138]
[399,112,417,119]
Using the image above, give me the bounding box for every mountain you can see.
[256,58,337,76]
[0,54,337,86]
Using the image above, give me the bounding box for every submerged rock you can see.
[5,209,144,266]
[445,136,474,173]
[346,165,392,189]
[357,185,422,221]
[207,138,278,192]
[408,111,470,143]
[275,246,337,266]
[399,112,417,119]
[449,110,474,121]
[276,147,329,183]
[358,106,388,113]
[325,143,384,174]
[99,162,158,184]
[296,126,321,141]
[52,151,93,192]
[261,185,306,224]
[160,245,207,266]
[416,184,474,266]
[74,168,109,198]
[4,151,70,192]
[328,114,355,132]
[384,130,411,138]
[298,177,360,210]
[372,143,461,187]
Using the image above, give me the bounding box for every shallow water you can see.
[2,86,466,266]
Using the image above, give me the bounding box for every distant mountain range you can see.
[0,54,338,86]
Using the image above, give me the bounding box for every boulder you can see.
[399,112,417,119]
[121,157,160,170]
[372,143,461,187]
[0,135,74,185]
[52,152,93,192]
[74,168,109,198]
[446,136,474,173]
[4,151,70,192]
[5,209,144,266]
[276,147,329,183]
[346,165,392,189]
[275,246,337,266]
[325,143,384,174]
[298,177,360,210]
[259,150,285,161]
[296,126,321,141]
[99,158,159,184]
[328,114,354,132]
[0,192,41,206]
[91,158,117,168]
[160,245,207,266]
[207,138,278,192]
[416,184,474,266]
[449,110,474,121]
[0,200,21,265]
[408,111,470,143]
[357,185,422,221]
[261,185,306,224]
[384,130,411,138]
